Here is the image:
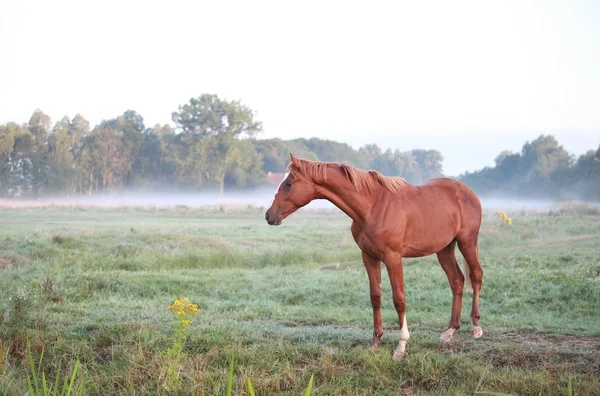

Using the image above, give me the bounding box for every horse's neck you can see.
[315,169,373,224]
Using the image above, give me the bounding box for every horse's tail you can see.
[463,257,473,292]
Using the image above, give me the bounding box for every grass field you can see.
[1,202,599,395]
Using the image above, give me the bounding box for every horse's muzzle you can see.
[265,211,281,226]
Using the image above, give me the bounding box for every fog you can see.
[2,188,591,213]
[0,188,333,210]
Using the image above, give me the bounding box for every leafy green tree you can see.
[297,137,368,168]
[47,116,75,193]
[518,135,572,195]
[138,124,178,186]
[27,109,52,195]
[91,127,130,192]
[224,139,265,188]
[495,150,514,166]
[135,131,162,186]
[69,114,90,194]
[151,123,176,136]
[172,94,262,194]
[10,126,34,196]
[411,149,444,182]
[0,123,19,195]
[371,148,395,176]
[367,148,424,182]
[571,146,600,199]
[255,138,317,174]
[359,144,382,168]
[98,110,145,186]
[586,144,600,178]
[392,150,421,183]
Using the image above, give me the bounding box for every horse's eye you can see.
[285,182,292,188]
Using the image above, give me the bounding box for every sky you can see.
[1,0,599,176]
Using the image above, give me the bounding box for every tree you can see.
[224,139,265,188]
[172,94,262,194]
[10,126,34,196]
[494,150,514,167]
[519,135,572,195]
[85,127,130,193]
[411,149,444,182]
[0,123,18,196]
[572,146,600,199]
[150,123,175,136]
[98,110,145,186]
[47,116,75,193]
[298,137,368,168]
[255,138,318,174]
[27,109,52,195]
[69,114,90,194]
[359,144,382,168]
[371,148,395,176]
[392,150,421,183]
[587,145,600,178]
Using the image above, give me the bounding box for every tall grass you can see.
[26,341,83,396]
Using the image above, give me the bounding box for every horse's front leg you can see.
[384,252,410,360]
[362,251,383,348]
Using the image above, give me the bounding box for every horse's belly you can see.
[400,243,444,258]
[401,219,457,256]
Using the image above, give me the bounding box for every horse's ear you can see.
[289,153,301,167]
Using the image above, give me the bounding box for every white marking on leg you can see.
[393,315,410,360]
[269,172,289,207]
[471,325,483,338]
[440,327,456,342]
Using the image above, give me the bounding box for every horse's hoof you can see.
[370,337,381,349]
[471,325,483,338]
[392,341,407,360]
[439,328,456,343]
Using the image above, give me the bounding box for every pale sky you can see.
[1,0,599,176]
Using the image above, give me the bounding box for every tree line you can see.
[1,93,598,200]
[0,94,444,197]
[460,135,600,200]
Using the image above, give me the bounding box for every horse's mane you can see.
[288,160,409,194]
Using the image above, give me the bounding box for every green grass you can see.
[0,204,599,395]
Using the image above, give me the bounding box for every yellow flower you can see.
[181,320,192,327]
[168,297,200,322]
[495,211,512,226]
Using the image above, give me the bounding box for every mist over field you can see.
[2,188,595,213]
[0,189,330,210]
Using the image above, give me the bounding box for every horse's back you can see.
[423,178,481,204]
[422,178,482,231]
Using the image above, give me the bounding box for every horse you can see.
[265,154,483,360]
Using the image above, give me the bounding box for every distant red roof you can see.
[267,171,286,184]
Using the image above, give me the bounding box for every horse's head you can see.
[265,154,316,226]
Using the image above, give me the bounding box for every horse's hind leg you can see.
[457,235,483,339]
[362,252,384,348]
[436,241,464,342]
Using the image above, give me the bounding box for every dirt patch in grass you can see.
[436,330,600,377]
[496,331,600,350]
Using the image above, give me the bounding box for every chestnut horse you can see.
[265,154,483,360]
